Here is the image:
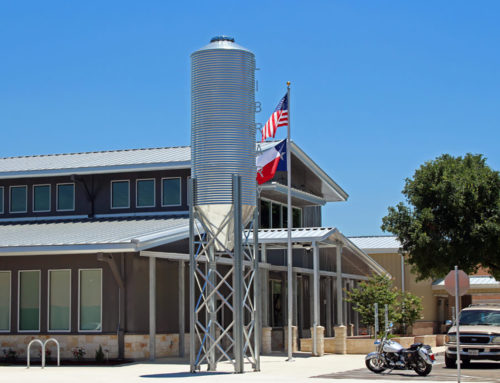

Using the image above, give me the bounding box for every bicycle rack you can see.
[27,338,61,368]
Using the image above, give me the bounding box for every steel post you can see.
[188,178,196,372]
[179,260,185,358]
[233,174,244,373]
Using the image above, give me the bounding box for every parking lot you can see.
[316,354,500,382]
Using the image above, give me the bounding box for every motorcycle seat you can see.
[410,342,423,349]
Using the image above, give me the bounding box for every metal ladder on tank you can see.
[26,338,60,368]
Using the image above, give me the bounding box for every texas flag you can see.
[256,139,287,185]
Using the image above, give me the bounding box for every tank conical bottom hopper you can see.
[196,204,255,252]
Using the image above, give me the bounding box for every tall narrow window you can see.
[79,269,102,331]
[10,185,27,213]
[271,203,281,228]
[57,183,75,211]
[0,272,10,331]
[162,178,181,206]
[260,200,271,228]
[293,207,302,228]
[19,271,40,331]
[0,187,4,214]
[33,185,51,212]
[111,181,129,209]
[136,179,155,208]
[49,270,70,331]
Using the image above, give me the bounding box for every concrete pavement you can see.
[0,347,457,383]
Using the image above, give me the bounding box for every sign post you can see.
[444,267,470,383]
[374,303,379,339]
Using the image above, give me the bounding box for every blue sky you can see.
[1,1,499,235]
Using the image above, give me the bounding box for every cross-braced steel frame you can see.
[189,175,260,373]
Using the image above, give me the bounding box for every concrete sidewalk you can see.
[0,348,448,383]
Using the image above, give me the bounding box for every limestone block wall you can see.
[0,334,118,360]
[124,334,180,359]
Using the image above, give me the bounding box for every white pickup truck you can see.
[445,303,500,367]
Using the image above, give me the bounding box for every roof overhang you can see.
[290,142,348,202]
[260,182,326,206]
[0,217,198,256]
[0,161,191,179]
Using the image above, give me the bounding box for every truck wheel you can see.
[461,357,471,367]
[445,354,456,368]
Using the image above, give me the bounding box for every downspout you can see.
[97,253,126,359]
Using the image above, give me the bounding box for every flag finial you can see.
[287,81,291,86]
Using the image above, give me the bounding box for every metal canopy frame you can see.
[189,176,260,373]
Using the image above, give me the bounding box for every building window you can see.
[19,270,40,331]
[57,183,75,211]
[293,207,302,228]
[136,179,155,208]
[79,269,102,331]
[259,200,302,229]
[33,184,51,212]
[0,271,10,331]
[271,203,281,228]
[48,270,71,331]
[10,185,27,213]
[162,178,181,206]
[260,200,271,228]
[111,181,129,209]
[0,187,4,214]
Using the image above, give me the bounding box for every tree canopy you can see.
[382,153,500,281]
[345,274,423,336]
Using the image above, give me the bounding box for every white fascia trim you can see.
[259,182,327,206]
[0,215,88,223]
[0,243,137,256]
[432,284,500,291]
[290,142,348,202]
[0,161,191,180]
[361,248,401,254]
[94,211,189,219]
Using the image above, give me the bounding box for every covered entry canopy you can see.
[248,227,388,278]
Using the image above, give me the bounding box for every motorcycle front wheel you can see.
[365,356,386,373]
[414,357,432,376]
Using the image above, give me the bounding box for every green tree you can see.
[394,291,423,335]
[345,275,398,335]
[382,153,500,281]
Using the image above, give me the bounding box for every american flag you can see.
[261,93,288,142]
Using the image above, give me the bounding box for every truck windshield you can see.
[459,310,500,326]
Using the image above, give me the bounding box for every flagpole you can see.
[286,81,293,361]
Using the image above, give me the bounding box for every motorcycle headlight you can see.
[491,336,500,344]
[447,334,456,343]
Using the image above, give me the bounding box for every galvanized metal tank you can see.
[191,36,256,250]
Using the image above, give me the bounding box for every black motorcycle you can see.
[365,324,435,376]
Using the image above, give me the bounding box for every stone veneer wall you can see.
[0,333,192,361]
[0,334,119,360]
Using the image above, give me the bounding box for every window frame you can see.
[9,185,28,214]
[136,178,156,208]
[161,177,182,207]
[0,271,11,332]
[56,183,75,212]
[0,186,4,214]
[47,269,71,333]
[33,184,52,213]
[110,180,130,210]
[18,270,41,333]
[78,268,103,333]
[260,198,303,228]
